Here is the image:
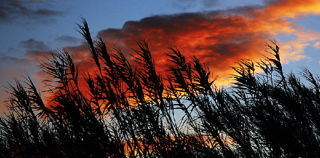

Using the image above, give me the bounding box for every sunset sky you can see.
[1,0,320,112]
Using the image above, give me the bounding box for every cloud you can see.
[25,50,52,62]
[313,41,320,49]
[19,38,51,51]
[256,0,320,19]
[0,0,66,24]
[170,0,197,11]
[170,0,220,11]
[202,0,219,8]
[55,35,81,45]
[90,0,320,86]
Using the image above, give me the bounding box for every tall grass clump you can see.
[0,19,320,157]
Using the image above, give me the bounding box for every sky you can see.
[1,0,320,112]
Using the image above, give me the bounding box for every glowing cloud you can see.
[30,0,320,89]
[78,0,317,86]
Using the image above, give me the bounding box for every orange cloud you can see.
[89,0,319,86]
[260,0,320,19]
[31,0,320,96]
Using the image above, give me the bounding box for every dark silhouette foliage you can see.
[1,19,320,157]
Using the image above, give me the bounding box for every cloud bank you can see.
[57,0,318,86]
[0,0,65,23]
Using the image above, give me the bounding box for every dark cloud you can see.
[19,38,51,51]
[262,0,281,5]
[170,0,220,11]
[55,35,81,45]
[0,0,66,24]
[170,2,197,11]
[18,39,52,63]
[202,0,219,8]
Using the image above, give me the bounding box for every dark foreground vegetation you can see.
[1,20,320,157]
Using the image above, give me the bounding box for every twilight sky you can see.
[1,0,320,111]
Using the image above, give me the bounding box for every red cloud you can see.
[35,0,320,92]
[89,0,319,86]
